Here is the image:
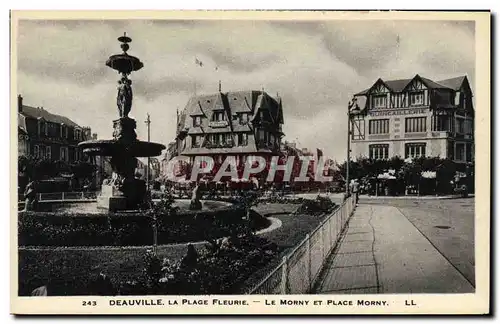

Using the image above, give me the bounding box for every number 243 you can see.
[82,301,97,306]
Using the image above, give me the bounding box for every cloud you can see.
[16,19,475,161]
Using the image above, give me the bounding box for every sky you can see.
[16,19,475,162]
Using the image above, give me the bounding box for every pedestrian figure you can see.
[351,179,359,205]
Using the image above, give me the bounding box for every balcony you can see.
[208,120,229,128]
[204,139,235,149]
[431,131,451,138]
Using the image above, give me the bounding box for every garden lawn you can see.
[239,202,334,292]
[19,202,334,295]
[18,244,200,296]
[255,203,328,249]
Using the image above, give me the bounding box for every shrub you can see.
[296,196,336,216]
[18,204,271,247]
[119,233,280,295]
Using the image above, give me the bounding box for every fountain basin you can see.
[106,53,143,74]
[79,139,165,157]
[44,199,234,214]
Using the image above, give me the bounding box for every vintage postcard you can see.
[10,10,490,315]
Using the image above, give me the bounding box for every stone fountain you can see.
[79,33,165,212]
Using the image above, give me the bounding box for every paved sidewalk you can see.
[359,194,474,200]
[314,204,475,294]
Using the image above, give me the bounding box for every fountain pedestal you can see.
[97,179,147,211]
[95,117,148,211]
[78,32,165,212]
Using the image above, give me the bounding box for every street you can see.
[361,197,475,286]
[314,197,475,294]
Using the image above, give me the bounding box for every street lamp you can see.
[346,98,355,197]
[145,113,151,192]
[144,113,157,255]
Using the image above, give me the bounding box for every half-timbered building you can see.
[350,75,474,164]
[174,89,285,171]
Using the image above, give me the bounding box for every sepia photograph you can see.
[10,10,490,315]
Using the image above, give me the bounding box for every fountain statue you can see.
[78,33,165,212]
[189,183,202,210]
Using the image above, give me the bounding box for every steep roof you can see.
[178,90,282,132]
[437,76,467,90]
[355,75,468,96]
[420,77,451,89]
[20,105,81,128]
[384,78,412,92]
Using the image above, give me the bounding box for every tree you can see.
[70,161,96,187]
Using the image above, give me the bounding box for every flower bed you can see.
[119,234,280,295]
[19,233,280,296]
[18,207,270,247]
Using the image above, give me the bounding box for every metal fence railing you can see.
[248,194,356,294]
[33,191,98,202]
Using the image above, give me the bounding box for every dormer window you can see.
[213,111,225,121]
[60,124,68,139]
[38,120,47,136]
[239,113,249,125]
[74,129,81,141]
[372,95,386,108]
[192,116,202,127]
[410,91,424,106]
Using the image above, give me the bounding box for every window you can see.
[34,145,40,158]
[192,116,202,127]
[435,115,450,132]
[466,143,473,162]
[455,143,465,161]
[61,125,68,138]
[74,149,79,161]
[213,111,225,121]
[60,147,68,162]
[405,117,427,133]
[409,91,424,106]
[405,143,426,158]
[74,129,81,141]
[372,95,387,108]
[238,133,248,146]
[191,135,202,148]
[464,119,473,135]
[369,119,389,135]
[207,134,215,145]
[239,113,249,125]
[257,129,265,141]
[39,121,47,136]
[456,118,465,134]
[369,144,389,160]
[46,146,52,160]
[454,91,461,106]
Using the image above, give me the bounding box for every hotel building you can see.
[350,75,474,165]
[174,89,284,171]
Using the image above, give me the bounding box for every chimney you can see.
[17,95,23,112]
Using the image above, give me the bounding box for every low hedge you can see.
[18,207,270,247]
